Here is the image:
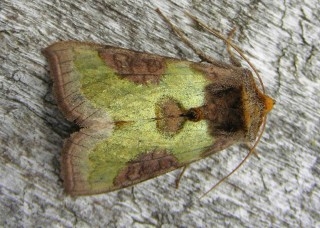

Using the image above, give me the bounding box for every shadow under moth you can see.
[43,9,275,196]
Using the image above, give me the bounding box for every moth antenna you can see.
[184,12,266,93]
[200,117,267,199]
[175,166,188,188]
[156,9,232,69]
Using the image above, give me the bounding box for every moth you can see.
[43,10,274,196]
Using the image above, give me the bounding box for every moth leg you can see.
[156,9,230,69]
[226,27,242,67]
[244,142,260,158]
[175,165,188,188]
[184,11,265,92]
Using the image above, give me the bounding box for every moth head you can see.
[242,69,275,142]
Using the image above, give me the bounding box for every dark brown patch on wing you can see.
[203,85,245,137]
[114,150,179,188]
[190,63,264,142]
[155,97,186,136]
[190,63,274,157]
[98,48,166,85]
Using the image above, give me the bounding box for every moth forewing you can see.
[43,12,274,196]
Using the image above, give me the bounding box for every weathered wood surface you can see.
[1,0,319,227]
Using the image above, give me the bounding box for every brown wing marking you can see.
[99,48,166,85]
[155,97,187,136]
[114,150,180,188]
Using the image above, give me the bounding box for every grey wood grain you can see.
[1,0,319,227]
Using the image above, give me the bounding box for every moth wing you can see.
[44,41,238,195]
